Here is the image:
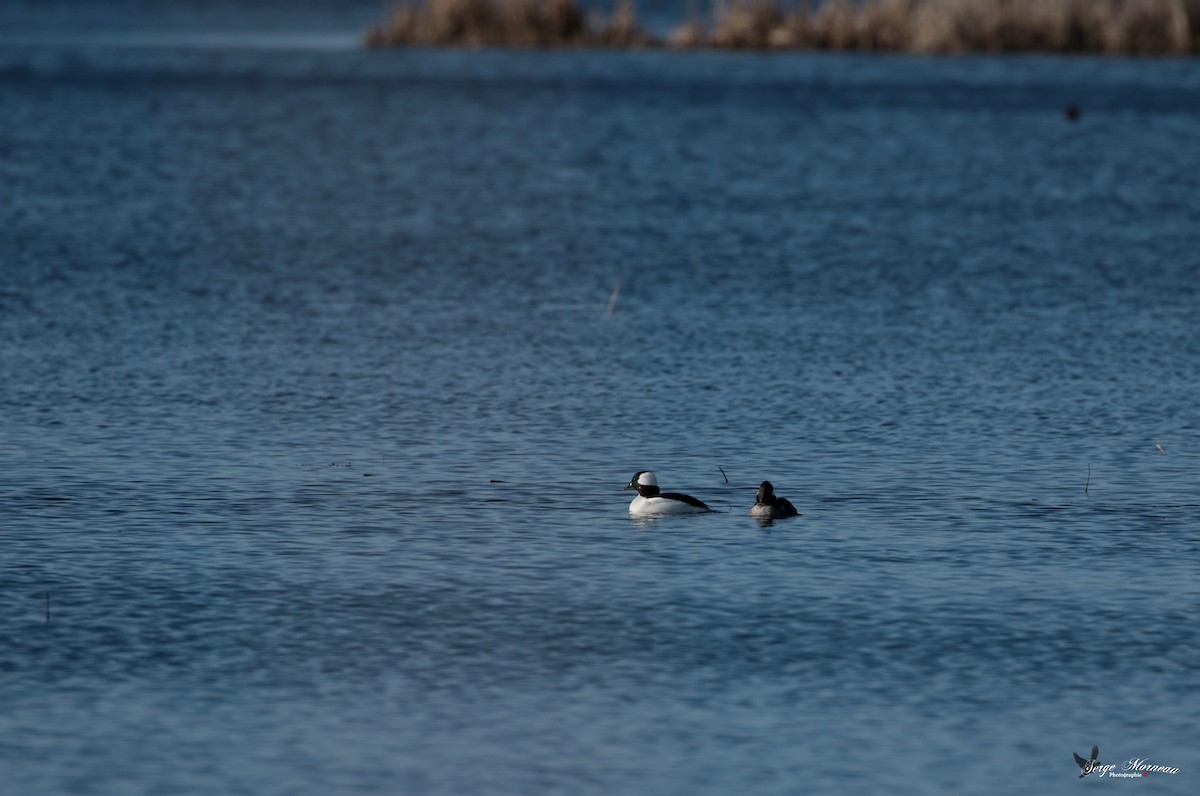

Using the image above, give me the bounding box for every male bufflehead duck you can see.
[749,481,799,519]
[624,471,712,515]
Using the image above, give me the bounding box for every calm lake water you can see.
[1,6,1199,794]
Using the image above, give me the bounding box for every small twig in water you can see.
[1085,464,1091,495]
[718,466,728,484]
[606,281,621,317]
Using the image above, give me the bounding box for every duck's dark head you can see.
[624,471,660,497]
[755,481,775,504]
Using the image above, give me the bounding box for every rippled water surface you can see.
[2,10,1199,795]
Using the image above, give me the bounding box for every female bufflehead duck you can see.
[749,481,799,519]
[624,471,712,515]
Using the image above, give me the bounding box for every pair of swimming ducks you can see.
[624,471,799,518]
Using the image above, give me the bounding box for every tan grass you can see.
[366,0,1200,54]
[710,1,787,49]
[668,19,709,48]
[594,0,658,47]
[906,0,1195,54]
[365,0,653,48]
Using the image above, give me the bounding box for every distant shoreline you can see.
[364,0,1200,55]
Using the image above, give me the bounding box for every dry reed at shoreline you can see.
[365,0,1200,54]
[363,0,655,48]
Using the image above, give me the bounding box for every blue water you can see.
[2,5,1199,794]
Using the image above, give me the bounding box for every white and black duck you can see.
[624,471,712,515]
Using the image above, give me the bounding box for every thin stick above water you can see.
[606,280,621,316]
